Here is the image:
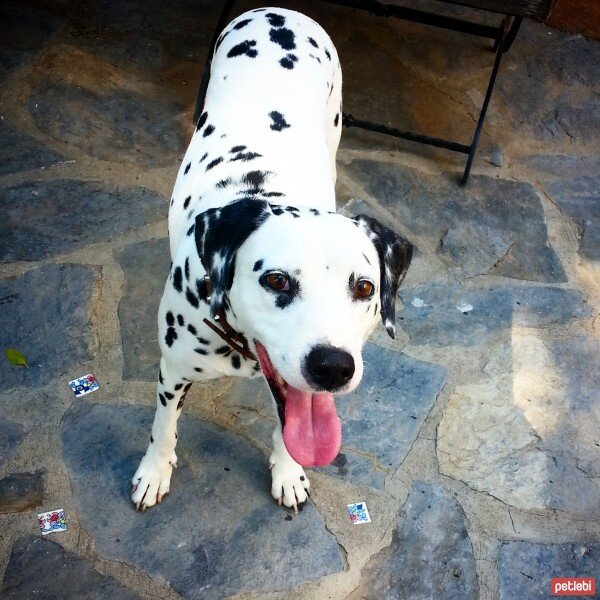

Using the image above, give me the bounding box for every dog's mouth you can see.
[254,341,341,468]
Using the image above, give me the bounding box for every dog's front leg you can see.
[131,358,191,511]
[269,424,310,512]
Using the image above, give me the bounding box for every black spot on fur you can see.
[199,152,208,163]
[279,53,298,69]
[325,48,331,60]
[270,205,284,216]
[183,196,191,209]
[230,151,262,162]
[216,178,233,189]
[269,111,290,131]
[187,324,197,335]
[173,267,183,292]
[231,145,246,153]
[184,382,192,392]
[158,370,164,384]
[242,170,271,190]
[184,257,190,280]
[174,383,183,390]
[310,208,320,216]
[203,124,215,137]
[234,18,252,29]
[150,435,154,443]
[194,347,208,355]
[334,113,340,127]
[270,27,295,50]
[159,393,167,407]
[227,40,258,58]
[309,53,321,63]
[184,162,191,174]
[196,278,210,303]
[186,287,199,308]
[231,354,241,369]
[177,399,184,410]
[177,314,185,327]
[194,367,203,372]
[266,12,285,27]
[186,223,195,236]
[164,391,174,400]
[196,111,208,131]
[264,191,284,198]
[165,327,177,346]
[308,37,318,48]
[166,311,175,326]
[216,345,231,355]
[253,259,263,272]
[206,157,223,171]
[196,336,210,345]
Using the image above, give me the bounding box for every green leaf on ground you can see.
[5,348,29,368]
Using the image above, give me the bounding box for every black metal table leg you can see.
[460,16,522,185]
[193,0,237,124]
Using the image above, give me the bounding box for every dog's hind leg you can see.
[131,358,192,511]
[269,423,310,513]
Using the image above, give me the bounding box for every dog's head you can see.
[195,200,412,466]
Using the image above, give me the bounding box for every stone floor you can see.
[0,1,599,598]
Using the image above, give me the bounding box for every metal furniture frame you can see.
[193,1,553,184]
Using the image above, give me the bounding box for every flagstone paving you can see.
[0,1,599,599]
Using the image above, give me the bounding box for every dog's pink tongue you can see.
[283,388,341,467]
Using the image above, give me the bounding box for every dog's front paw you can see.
[131,449,177,511]
[269,450,310,512]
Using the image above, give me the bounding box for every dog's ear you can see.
[195,200,271,318]
[353,214,413,339]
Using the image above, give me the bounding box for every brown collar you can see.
[203,311,256,360]
[201,276,256,360]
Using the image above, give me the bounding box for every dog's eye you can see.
[353,278,374,300]
[265,272,289,291]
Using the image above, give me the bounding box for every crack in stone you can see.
[508,508,517,534]
[342,446,390,473]
[490,240,515,271]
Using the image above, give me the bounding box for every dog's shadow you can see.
[60,401,344,598]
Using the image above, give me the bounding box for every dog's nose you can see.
[304,345,355,391]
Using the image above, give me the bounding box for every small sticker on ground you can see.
[68,374,99,397]
[347,502,371,524]
[38,509,67,535]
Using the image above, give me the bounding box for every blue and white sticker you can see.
[68,374,99,397]
[347,501,371,524]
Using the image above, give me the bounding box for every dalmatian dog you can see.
[131,7,413,512]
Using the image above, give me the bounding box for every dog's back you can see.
[169,8,342,254]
